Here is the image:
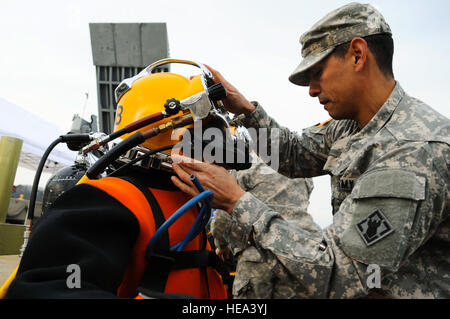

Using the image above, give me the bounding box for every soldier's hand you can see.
[205,65,256,116]
[216,247,231,262]
[171,154,245,214]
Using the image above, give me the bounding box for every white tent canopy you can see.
[0,97,77,174]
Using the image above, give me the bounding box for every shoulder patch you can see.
[338,169,427,271]
[315,118,333,128]
[355,209,394,246]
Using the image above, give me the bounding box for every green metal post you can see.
[0,136,23,223]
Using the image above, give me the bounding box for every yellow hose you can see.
[0,265,18,299]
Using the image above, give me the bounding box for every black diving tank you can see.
[41,163,88,214]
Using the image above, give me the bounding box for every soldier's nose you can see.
[309,80,321,98]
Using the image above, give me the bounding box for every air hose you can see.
[86,129,157,179]
[82,111,166,154]
[81,95,184,155]
[28,134,92,229]
[169,203,211,252]
[107,145,175,178]
[85,113,193,179]
[145,175,213,258]
[170,175,212,252]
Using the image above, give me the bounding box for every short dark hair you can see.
[333,34,394,78]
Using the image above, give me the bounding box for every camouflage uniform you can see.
[214,3,450,298]
[211,156,317,298]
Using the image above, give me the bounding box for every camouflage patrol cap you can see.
[289,2,392,86]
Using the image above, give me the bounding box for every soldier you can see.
[211,154,316,298]
[171,2,450,298]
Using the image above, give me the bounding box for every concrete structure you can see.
[89,23,170,134]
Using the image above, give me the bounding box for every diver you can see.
[4,59,248,299]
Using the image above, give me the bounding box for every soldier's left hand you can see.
[171,154,245,214]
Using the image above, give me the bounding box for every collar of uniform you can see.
[357,82,405,137]
[324,82,405,176]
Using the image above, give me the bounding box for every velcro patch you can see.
[355,209,394,246]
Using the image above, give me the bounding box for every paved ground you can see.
[0,255,20,286]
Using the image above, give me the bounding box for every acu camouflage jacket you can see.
[214,83,450,298]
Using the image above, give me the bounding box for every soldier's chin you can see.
[327,110,339,120]
[327,110,349,121]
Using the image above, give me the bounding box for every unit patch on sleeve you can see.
[315,118,333,128]
[355,209,395,246]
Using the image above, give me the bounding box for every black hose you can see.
[86,132,146,179]
[107,145,174,177]
[27,134,92,228]
[28,137,62,227]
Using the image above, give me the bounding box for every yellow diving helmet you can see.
[114,59,219,152]
[83,59,251,179]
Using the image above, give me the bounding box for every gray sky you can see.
[1,0,449,227]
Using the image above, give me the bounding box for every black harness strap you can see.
[118,175,169,250]
[118,175,173,293]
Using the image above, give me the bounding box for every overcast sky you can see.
[1,0,449,227]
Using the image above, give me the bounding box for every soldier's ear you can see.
[349,38,368,72]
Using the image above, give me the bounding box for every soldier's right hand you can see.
[215,247,231,262]
[205,65,256,116]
